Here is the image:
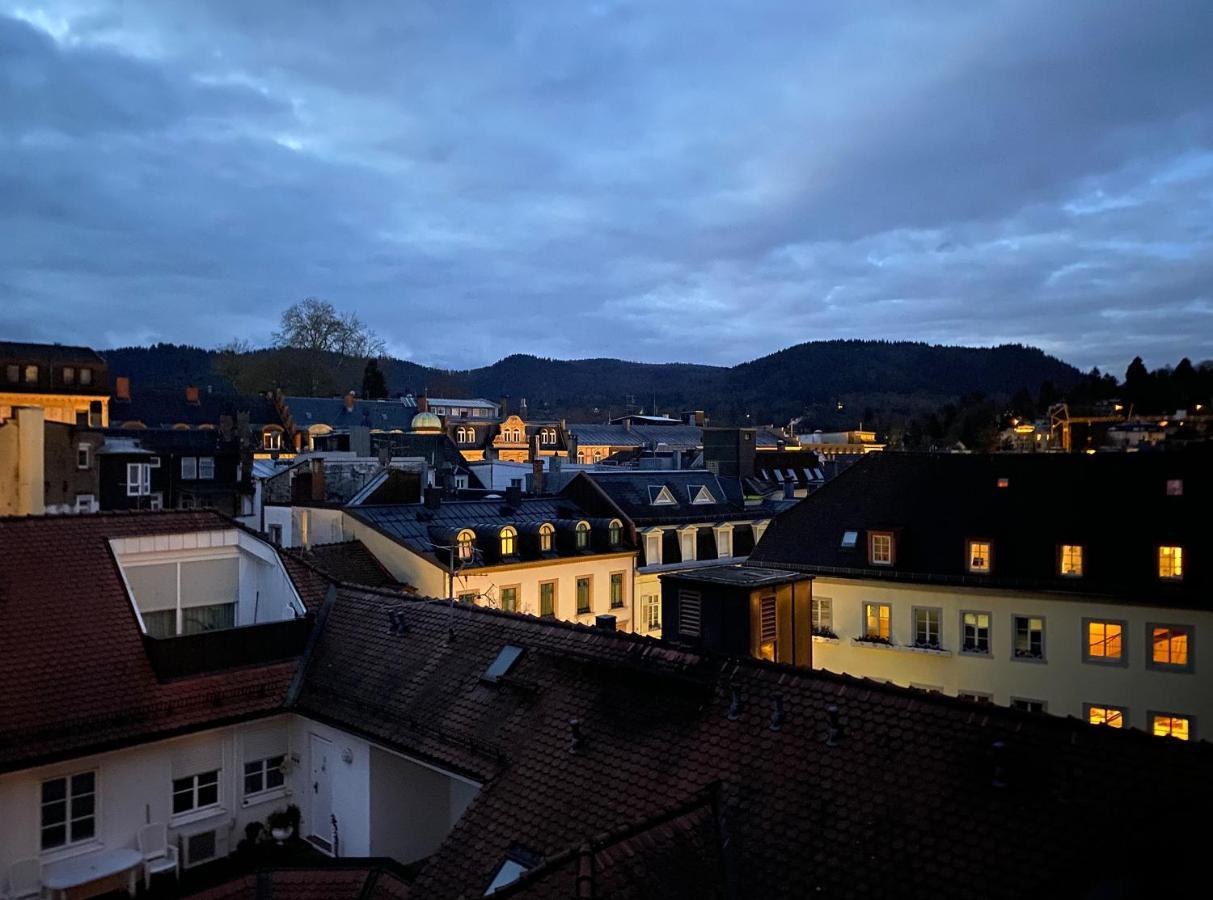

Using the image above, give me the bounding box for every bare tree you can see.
[273,298,385,358]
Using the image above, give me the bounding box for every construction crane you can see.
[1048,403,1129,452]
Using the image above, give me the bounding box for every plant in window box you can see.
[912,640,942,651]
[812,627,838,639]
[854,634,892,645]
[267,805,300,843]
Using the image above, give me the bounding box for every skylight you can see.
[649,485,677,506]
[841,530,859,549]
[689,485,716,505]
[485,858,528,895]
[482,645,525,683]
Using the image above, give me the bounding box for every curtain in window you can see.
[182,602,236,634]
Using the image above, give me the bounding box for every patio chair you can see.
[2,858,42,900]
[136,823,180,890]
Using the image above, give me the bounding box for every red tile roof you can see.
[0,511,300,773]
[191,866,409,900]
[295,589,1213,900]
[283,541,412,593]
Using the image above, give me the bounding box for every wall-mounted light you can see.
[341,747,354,764]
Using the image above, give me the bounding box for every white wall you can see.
[0,716,293,874]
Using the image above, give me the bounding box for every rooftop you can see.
[660,564,811,587]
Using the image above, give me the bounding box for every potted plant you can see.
[267,808,294,844]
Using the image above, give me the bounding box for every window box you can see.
[901,641,951,656]
[811,627,838,640]
[852,635,895,649]
[812,634,839,644]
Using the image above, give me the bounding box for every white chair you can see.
[3,858,42,900]
[136,823,180,890]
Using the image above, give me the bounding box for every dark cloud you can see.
[1,1,1210,372]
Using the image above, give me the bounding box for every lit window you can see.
[812,596,833,635]
[457,530,475,561]
[759,594,777,661]
[62,366,75,385]
[575,521,591,550]
[1085,620,1124,663]
[869,532,893,566]
[1013,615,1045,660]
[610,573,624,608]
[840,530,858,549]
[24,364,38,383]
[1152,714,1190,741]
[643,594,661,631]
[79,367,92,386]
[243,755,286,796]
[863,602,891,641]
[1060,544,1083,577]
[961,611,991,655]
[1087,705,1125,729]
[539,581,556,617]
[913,607,942,649]
[608,520,623,546]
[1150,625,1192,670]
[500,585,518,612]
[263,429,282,450]
[576,576,592,614]
[967,541,992,574]
[5,363,17,383]
[1159,546,1183,579]
[539,523,555,553]
[500,526,517,557]
[172,769,220,815]
[41,772,96,850]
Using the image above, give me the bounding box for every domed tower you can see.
[410,410,443,433]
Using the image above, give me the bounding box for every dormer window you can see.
[689,485,715,505]
[649,485,677,506]
[1060,544,1083,577]
[608,519,623,547]
[575,521,591,550]
[499,526,517,557]
[967,540,992,574]
[868,532,894,566]
[63,366,75,385]
[24,364,38,383]
[1159,546,1183,580]
[840,530,858,549]
[539,523,555,553]
[457,529,475,561]
[79,367,92,386]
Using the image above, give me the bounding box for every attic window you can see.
[575,521,591,550]
[840,530,859,549]
[608,519,623,546]
[538,523,555,552]
[649,485,677,506]
[689,485,716,505]
[1166,479,1183,496]
[482,645,524,684]
[457,529,476,561]
[500,526,517,557]
[996,477,1010,489]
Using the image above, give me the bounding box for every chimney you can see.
[424,486,442,510]
[568,718,584,754]
[595,614,617,632]
[990,740,1008,789]
[344,391,356,412]
[185,385,200,405]
[506,480,523,508]
[115,376,131,401]
[519,397,528,418]
[624,419,631,432]
[499,395,509,417]
[782,480,796,500]
[418,391,428,413]
[825,704,843,746]
[310,458,326,502]
[769,695,785,731]
[531,455,544,495]
[777,439,786,451]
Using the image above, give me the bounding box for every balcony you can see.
[143,615,314,681]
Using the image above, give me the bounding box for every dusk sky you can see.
[2,1,1211,373]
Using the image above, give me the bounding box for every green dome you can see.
[411,411,443,433]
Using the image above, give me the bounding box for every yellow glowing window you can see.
[1088,706,1124,728]
[499,527,517,557]
[1158,546,1183,579]
[1152,627,1189,667]
[967,541,991,573]
[1060,544,1083,577]
[1152,715,1190,741]
[1087,622,1122,660]
[456,530,475,561]
[864,602,891,640]
[538,523,555,553]
[869,533,893,566]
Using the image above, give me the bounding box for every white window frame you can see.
[811,596,833,635]
[961,610,992,656]
[40,770,97,852]
[76,443,91,470]
[869,532,893,566]
[243,755,286,799]
[912,606,942,648]
[74,494,94,513]
[967,540,992,574]
[126,462,151,497]
[644,531,662,566]
[172,769,221,818]
[643,593,661,631]
[1012,614,1046,662]
[181,457,198,480]
[198,457,215,480]
[1060,543,1084,577]
[862,602,892,641]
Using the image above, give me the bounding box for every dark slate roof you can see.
[285,396,419,431]
[567,424,647,447]
[750,448,1212,607]
[367,433,485,488]
[0,511,300,773]
[568,423,704,451]
[0,340,106,365]
[285,541,409,591]
[110,389,278,428]
[295,588,1213,900]
[101,427,242,453]
[662,564,809,588]
[347,496,628,569]
[583,470,781,526]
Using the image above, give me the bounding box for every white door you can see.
[308,734,334,852]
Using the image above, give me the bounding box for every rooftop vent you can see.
[825,704,842,746]
[990,740,1008,789]
[727,687,743,721]
[769,696,785,732]
[386,608,409,636]
[594,614,617,632]
[568,718,584,754]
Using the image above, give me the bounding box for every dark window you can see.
[243,756,285,796]
[733,525,755,557]
[576,577,591,614]
[610,573,624,608]
[540,581,556,617]
[79,367,93,386]
[173,769,220,815]
[41,772,96,850]
[696,528,717,560]
[662,529,683,564]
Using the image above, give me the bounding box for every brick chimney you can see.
[519,397,528,419]
[115,376,131,401]
[499,395,509,417]
[185,385,200,405]
[418,391,428,413]
[531,455,544,495]
[310,458,326,502]
[344,391,356,412]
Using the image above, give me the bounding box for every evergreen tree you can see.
[362,359,389,399]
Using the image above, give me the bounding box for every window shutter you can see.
[760,595,777,642]
[678,590,702,637]
[171,738,223,778]
[242,725,287,762]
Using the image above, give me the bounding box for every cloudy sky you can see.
[2,1,1211,372]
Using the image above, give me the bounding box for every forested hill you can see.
[101,340,1083,428]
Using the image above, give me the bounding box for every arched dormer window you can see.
[608,519,623,547]
[576,521,591,550]
[539,523,555,552]
[456,529,475,561]
[500,526,518,557]
[262,426,283,450]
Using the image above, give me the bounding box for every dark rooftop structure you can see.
[285,541,409,591]
[281,394,418,432]
[110,385,277,429]
[750,447,1211,607]
[577,469,785,527]
[293,587,1212,899]
[662,563,807,587]
[0,340,109,397]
